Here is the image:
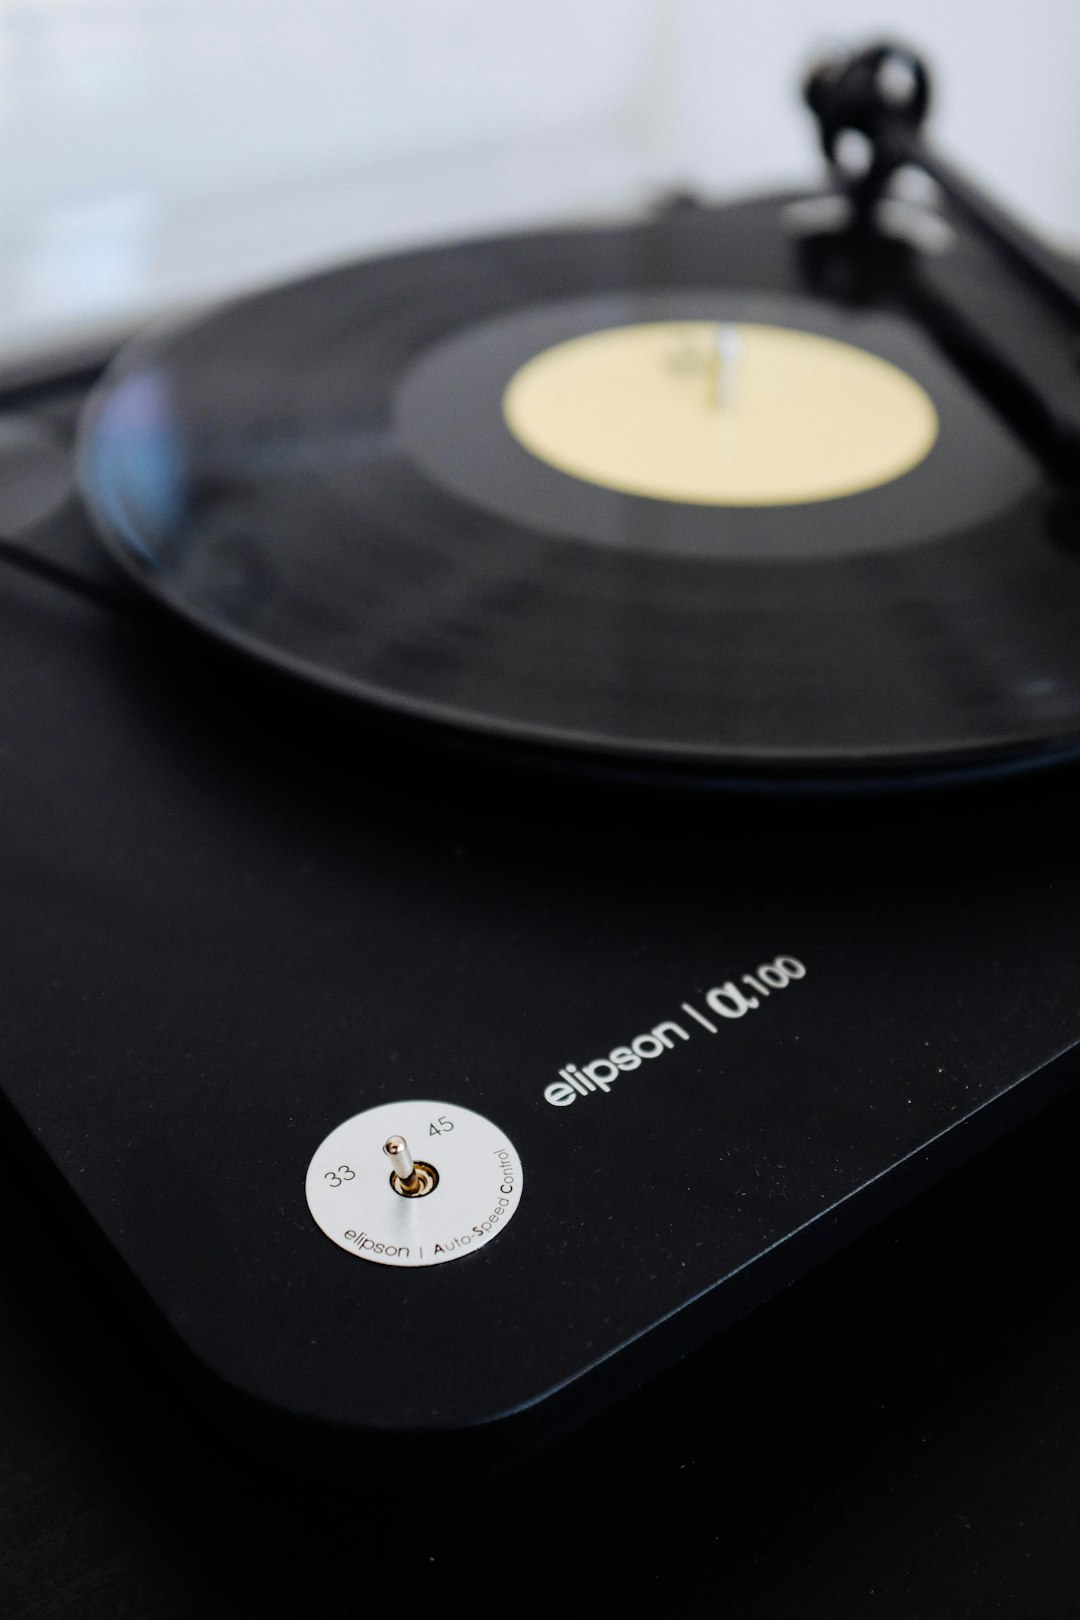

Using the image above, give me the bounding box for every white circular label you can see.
[304,1099,523,1267]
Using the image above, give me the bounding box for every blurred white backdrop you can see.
[2,0,1079,359]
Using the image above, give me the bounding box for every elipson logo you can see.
[543,955,806,1107]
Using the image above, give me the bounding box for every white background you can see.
[3,0,1079,359]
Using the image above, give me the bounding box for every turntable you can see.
[3,41,1080,1489]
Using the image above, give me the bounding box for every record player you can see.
[3,40,1080,1490]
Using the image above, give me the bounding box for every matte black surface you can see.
[6,231,1080,1474]
[3,1076,1080,1616]
[3,509,1080,1461]
[75,196,1080,775]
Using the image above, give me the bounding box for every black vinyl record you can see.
[76,194,1080,785]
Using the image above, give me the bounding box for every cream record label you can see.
[502,320,938,506]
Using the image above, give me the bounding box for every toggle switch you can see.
[304,1099,523,1268]
[383,1133,439,1197]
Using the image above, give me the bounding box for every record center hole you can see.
[389,1161,439,1199]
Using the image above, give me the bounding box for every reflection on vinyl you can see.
[76,194,1080,785]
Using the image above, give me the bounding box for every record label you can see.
[503,320,938,506]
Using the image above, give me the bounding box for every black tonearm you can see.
[804,42,1080,472]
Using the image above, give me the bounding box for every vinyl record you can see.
[76,194,1080,784]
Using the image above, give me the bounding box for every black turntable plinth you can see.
[3,43,1080,1480]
